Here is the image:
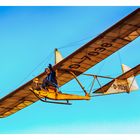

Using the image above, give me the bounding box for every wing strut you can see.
[69,71,89,96]
[81,73,115,96]
[89,75,96,94]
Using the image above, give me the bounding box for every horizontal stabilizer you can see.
[94,64,140,94]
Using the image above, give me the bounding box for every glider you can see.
[0,8,140,118]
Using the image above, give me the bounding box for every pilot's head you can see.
[45,68,50,74]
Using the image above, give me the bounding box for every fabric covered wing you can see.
[0,8,140,118]
[53,8,140,87]
[0,81,39,118]
[94,64,140,93]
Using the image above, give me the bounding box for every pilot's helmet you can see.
[33,78,39,83]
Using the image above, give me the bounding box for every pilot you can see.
[42,64,58,89]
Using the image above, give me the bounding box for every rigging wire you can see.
[85,48,124,94]
[97,60,106,75]
[118,51,122,65]
[16,35,92,88]
[88,50,124,94]
[117,51,123,73]
[37,50,54,74]
[17,50,54,87]
[86,59,107,94]
[16,33,100,90]
[57,34,96,50]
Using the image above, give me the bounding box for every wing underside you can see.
[0,8,140,118]
[53,8,140,87]
[0,82,39,118]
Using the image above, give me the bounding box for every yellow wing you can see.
[0,8,140,118]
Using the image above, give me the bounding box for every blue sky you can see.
[0,6,140,134]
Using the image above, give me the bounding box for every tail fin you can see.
[122,64,139,92]
[54,48,63,64]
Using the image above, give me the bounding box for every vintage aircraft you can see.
[0,8,140,118]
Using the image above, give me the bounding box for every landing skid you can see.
[41,98,72,105]
[30,87,72,105]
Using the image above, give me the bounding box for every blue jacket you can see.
[46,70,57,85]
